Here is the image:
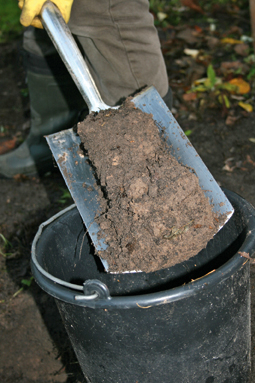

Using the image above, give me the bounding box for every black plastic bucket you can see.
[31,189,255,383]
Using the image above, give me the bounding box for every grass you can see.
[13,277,34,298]
[58,187,72,204]
[0,233,15,258]
[0,0,23,43]
[0,233,12,257]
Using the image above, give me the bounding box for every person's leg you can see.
[0,0,171,178]
[68,0,172,108]
[0,27,87,178]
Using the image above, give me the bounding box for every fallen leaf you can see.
[209,23,216,32]
[220,61,249,76]
[194,25,203,33]
[157,12,167,21]
[222,158,235,172]
[230,95,245,101]
[206,36,220,49]
[227,26,243,35]
[245,155,255,166]
[184,48,199,58]
[13,174,29,182]
[241,35,254,43]
[238,101,253,112]
[225,114,240,126]
[218,94,231,108]
[221,38,243,44]
[222,164,234,172]
[189,64,206,84]
[183,92,197,101]
[235,160,246,170]
[188,113,197,121]
[228,78,251,94]
[249,138,255,143]
[180,0,205,14]
[0,138,17,155]
[244,54,255,64]
[176,28,199,44]
[234,43,249,57]
[239,251,250,258]
[238,251,255,264]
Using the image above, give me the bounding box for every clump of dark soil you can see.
[78,99,221,273]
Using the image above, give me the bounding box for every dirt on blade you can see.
[77,99,221,273]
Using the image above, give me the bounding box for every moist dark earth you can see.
[1,30,255,383]
[78,100,222,273]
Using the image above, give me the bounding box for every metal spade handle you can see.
[41,1,110,112]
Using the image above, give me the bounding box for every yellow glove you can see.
[18,0,74,29]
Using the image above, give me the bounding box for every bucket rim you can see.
[31,190,255,308]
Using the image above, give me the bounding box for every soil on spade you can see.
[78,99,223,273]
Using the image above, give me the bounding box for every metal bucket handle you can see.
[31,204,110,301]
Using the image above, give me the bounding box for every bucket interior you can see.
[35,189,249,296]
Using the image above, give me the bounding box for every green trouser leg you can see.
[0,69,87,178]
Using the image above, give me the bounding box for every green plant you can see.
[20,88,29,98]
[58,187,72,204]
[21,277,34,287]
[0,233,12,257]
[189,64,239,108]
[0,1,23,43]
[0,233,10,248]
[184,129,192,137]
[13,277,34,298]
[247,66,255,80]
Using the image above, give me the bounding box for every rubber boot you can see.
[0,69,87,178]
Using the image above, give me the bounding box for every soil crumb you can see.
[78,99,220,273]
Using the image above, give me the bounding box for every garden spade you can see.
[41,1,234,272]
